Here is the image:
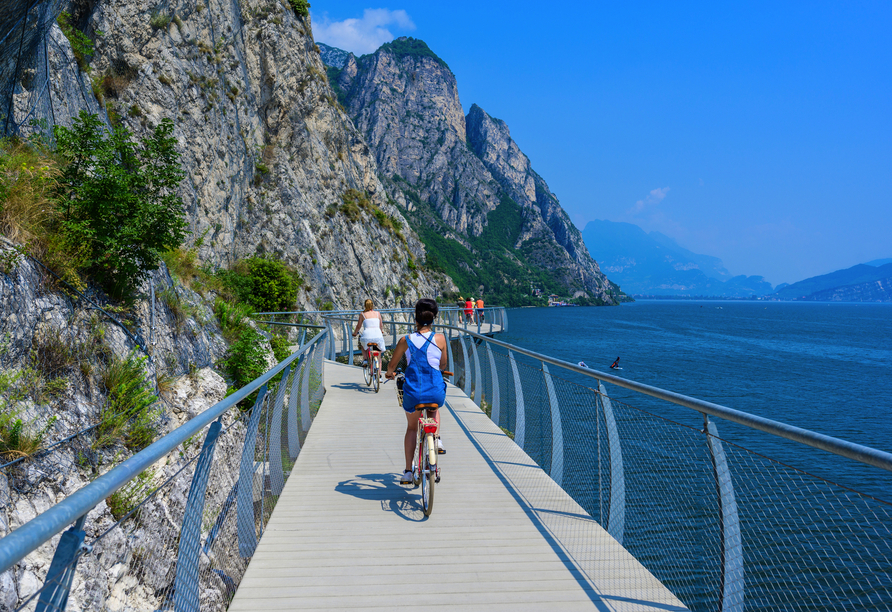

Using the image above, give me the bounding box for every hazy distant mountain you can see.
[774,262,892,301]
[581,220,773,297]
[864,258,892,267]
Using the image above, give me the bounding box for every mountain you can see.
[773,263,892,301]
[2,0,460,310]
[317,42,351,69]
[864,258,892,267]
[325,38,623,305]
[581,220,773,297]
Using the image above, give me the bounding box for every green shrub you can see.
[149,10,172,29]
[269,334,292,362]
[0,407,57,461]
[338,189,371,222]
[287,0,310,17]
[57,12,101,71]
[94,352,159,451]
[218,257,301,313]
[53,111,187,300]
[223,327,268,392]
[214,298,254,340]
[106,468,155,520]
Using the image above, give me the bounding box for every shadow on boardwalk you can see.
[336,474,428,522]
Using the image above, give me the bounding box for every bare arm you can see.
[385,336,408,378]
[435,333,448,370]
[352,312,364,336]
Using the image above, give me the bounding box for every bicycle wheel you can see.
[421,434,435,516]
[372,356,381,393]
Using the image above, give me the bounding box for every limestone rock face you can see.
[465,104,612,296]
[337,41,500,238]
[21,0,453,309]
[330,38,619,302]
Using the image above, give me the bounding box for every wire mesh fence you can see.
[4,331,326,611]
[446,325,892,612]
[1,0,66,141]
[0,249,229,609]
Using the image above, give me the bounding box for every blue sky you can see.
[311,1,892,286]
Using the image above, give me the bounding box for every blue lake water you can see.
[501,301,892,493]
[493,300,892,610]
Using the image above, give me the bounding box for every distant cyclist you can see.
[385,298,448,484]
[464,297,474,323]
[352,299,386,370]
[475,297,484,324]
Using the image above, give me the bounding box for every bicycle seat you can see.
[415,403,439,411]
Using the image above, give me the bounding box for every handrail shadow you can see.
[444,400,688,612]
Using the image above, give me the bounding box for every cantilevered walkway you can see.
[229,361,686,611]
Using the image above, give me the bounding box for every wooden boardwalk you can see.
[229,361,687,611]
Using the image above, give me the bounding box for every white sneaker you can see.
[437,438,445,454]
[400,470,413,485]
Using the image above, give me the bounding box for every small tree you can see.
[54,111,187,299]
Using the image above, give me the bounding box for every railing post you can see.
[301,347,312,430]
[470,338,482,405]
[312,341,325,404]
[507,351,526,450]
[268,365,291,496]
[326,320,335,360]
[459,334,470,396]
[238,385,268,557]
[487,342,500,426]
[706,416,745,612]
[173,419,223,612]
[288,357,303,460]
[542,362,563,485]
[447,327,455,377]
[343,321,354,365]
[598,381,625,544]
[34,515,87,612]
[298,327,306,347]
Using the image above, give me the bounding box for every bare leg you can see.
[404,410,422,471]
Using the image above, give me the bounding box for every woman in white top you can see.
[352,299,386,372]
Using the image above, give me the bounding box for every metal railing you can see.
[350,317,892,612]
[316,306,508,363]
[6,307,891,611]
[258,305,508,337]
[0,329,328,611]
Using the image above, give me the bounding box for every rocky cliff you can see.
[329,38,622,304]
[465,104,613,297]
[4,0,453,310]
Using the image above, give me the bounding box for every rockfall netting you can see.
[1,0,66,140]
[0,243,228,606]
[4,334,326,611]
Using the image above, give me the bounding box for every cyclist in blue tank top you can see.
[385,299,448,485]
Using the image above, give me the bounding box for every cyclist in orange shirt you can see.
[475,297,484,324]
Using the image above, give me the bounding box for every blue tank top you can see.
[404,333,445,401]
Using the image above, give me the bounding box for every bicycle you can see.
[389,370,451,516]
[360,341,382,393]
